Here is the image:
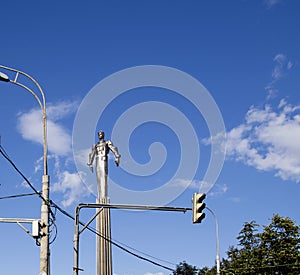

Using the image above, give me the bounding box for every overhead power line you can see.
[224,262,300,273]
[0,144,175,272]
[0,192,39,200]
[0,144,57,242]
[0,145,48,206]
[51,201,175,272]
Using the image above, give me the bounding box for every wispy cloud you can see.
[271,54,293,80]
[171,178,210,190]
[170,179,228,197]
[265,53,293,99]
[226,99,300,182]
[263,0,283,9]
[209,183,228,197]
[228,197,241,203]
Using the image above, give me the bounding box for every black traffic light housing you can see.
[192,192,206,223]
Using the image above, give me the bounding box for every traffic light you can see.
[192,192,206,223]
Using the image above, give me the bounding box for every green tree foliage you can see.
[259,214,300,274]
[201,214,300,274]
[173,261,199,274]
[223,220,262,274]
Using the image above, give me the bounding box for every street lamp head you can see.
[0,72,10,82]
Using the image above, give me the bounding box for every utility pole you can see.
[40,174,50,275]
[87,131,120,275]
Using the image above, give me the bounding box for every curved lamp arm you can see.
[0,65,48,175]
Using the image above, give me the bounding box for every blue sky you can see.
[0,0,300,274]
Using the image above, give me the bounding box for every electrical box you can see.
[32,220,40,238]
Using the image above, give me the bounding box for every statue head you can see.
[98,131,105,140]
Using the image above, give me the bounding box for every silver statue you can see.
[87,131,120,199]
[87,131,120,275]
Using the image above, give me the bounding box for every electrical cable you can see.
[110,234,177,267]
[49,205,58,244]
[225,262,300,273]
[0,144,59,244]
[0,145,55,219]
[0,192,40,200]
[51,201,176,272]
[0,144,175,272]
[49,222,58,245]
[0,145,41,197]
[0,144,59,243]
[88,222,175,272]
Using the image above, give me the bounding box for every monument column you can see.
[88,131,120,275]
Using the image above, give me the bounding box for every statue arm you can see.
[87,145,96,172]
[107,140,121,166]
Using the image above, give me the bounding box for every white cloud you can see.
[74,148,92,167]
[50,153,94,207]
[17,101,78,156]
[52,170,88,207]
[47,119,72,156]
[17,100,92,206]
[226,99,300,182]
[47,101,78,121]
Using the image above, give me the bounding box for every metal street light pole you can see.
[0,65,50,275]
[206,207,221,275]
